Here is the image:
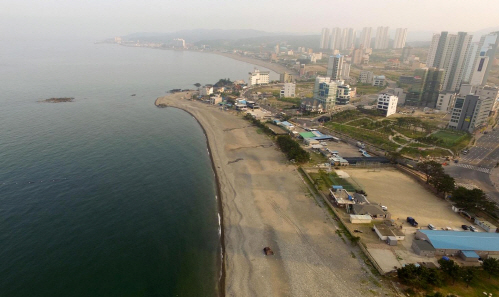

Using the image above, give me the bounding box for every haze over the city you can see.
[2,0,499,40]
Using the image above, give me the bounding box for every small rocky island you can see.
[40,97,74,103]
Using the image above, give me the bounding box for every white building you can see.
[209,94,223,105]
[377,93,398,117]
[280,83,296,98]
[199,85,214,96]
[359,70,374,84]
[359,27,372,48]
[320,28,330,49]
[327,54,344,80]
[341,62,351,80]
[173,38,186,48]
[342,28,356,50]
[372,75,386,87]
[435,92,457,112]
[393,28,408,49]
[374,27,389,50]
[248,69,270,86]
[470,56,489,86]
[329,27,343,50]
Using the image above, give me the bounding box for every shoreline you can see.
[154,93,390,296]
[154,96,226,297]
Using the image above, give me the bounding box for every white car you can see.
[428,224,436,230]
[381,206,388,211]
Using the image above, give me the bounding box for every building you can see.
[373,223,405,241]
[320,28,330,49]
[474,217,498,233]
[393,28,408,49]
[300,98,324,113]
[248,69,270,86]
[405,68,445,107]
[352,204,390,220]
[280,83,296,98]
[415,230,499,258]
[359,70,374,84]
[435,92,457,112]
[313,76,337,112]
[400,46,412,63]
[350,214,372,224]
[470,56,490,85]
[372,75,386,87]
[412,240,436,257]
[374,26,389,50]
[329,27,342,50]
[448,93,494,132]
[341,62,351,80]
[209,94,222,105]
[351,46,365,65]
[327,54,344,80]
[173,38,186,48]
[466,32,499,85]
[460,84,499,111]
[359,27,372,48]
[199,85,214,96]
[280,72,294,83]
[336,82,351,105]
[377,93,398,117]
[426,31,473,92]
[342,28,356,50]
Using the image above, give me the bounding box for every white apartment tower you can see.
[329,27,343,50]
[374,27,390,50]
[393,28,408,49]
[320,28,330,49]
[359,27,372,48]
[327,54,344,80]
[342,28,356,50]
[426,31,473,92]
[469,32,499,85]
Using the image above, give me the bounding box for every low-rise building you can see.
[372,75,386,87]
[435,92,457,112]
[474,218,498,233]
[359,70,374,84]
[352,204,390,220]
[248,68,270,86]
[300,98,324,113]
[373,223,405,241]
[376,94,398,117]
[412,240,436,257]
[415,230,499,257]
[209,94,222,105]
[199,85,214,96]
[280,83,296,98]
[350,214,372,224]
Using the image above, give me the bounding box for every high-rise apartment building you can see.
[327,54,344,80]
[405,68,445,107]
[329,27,342,51]
[393,28,408,49]
[469,32,499,86]
[342,28,356,50]
[426,31,473,92]
[359,27,372,48]
[400,46,412,63]
[374,27,389,49]
[320,28,330,49]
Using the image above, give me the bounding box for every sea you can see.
[0,39,278,296]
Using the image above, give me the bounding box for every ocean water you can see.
[0,39,277,296]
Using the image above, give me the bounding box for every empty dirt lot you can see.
[343,168,471,232]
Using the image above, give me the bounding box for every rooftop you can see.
[413,240,435,252]
[420,230,499,251]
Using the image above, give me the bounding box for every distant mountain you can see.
[123,29,281,43]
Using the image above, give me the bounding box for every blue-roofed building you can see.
[416,230,499,258]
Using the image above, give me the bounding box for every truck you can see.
[407,217,418,227]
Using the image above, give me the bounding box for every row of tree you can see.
[415,160,498,213]
[398,258,499,291]
[395,117,434,134]
[276,135,310,164]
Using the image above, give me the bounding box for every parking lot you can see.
[313,140,366,158]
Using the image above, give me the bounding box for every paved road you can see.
[445,128,499,204]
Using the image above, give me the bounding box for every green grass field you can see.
[432,130,471,152]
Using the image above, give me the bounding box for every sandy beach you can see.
[211,52,296,76]
[155,93,392,296]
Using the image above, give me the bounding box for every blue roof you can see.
[280,121,294,127]
[461,250,479,258]
[421,230,499,251]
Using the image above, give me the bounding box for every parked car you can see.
[428,224,436,230]
[407,217,418,227]
[469,226,477,232]
[461,225,468,230]
[462,149,469,155]
[381,206,388,211]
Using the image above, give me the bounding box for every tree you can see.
[194,83,201,88]
[462,267,475,287]
[431,173,455,195]
[483,258,499,279]
[387,151,402,163]
[450,187,498,213]
[438,259,461,284]
[417,161,444,184]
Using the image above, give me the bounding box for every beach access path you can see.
[155,93,393,297]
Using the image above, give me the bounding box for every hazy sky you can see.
[2,0,498,40]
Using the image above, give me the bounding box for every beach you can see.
[211,52,296,76]
[155,93,391,296]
